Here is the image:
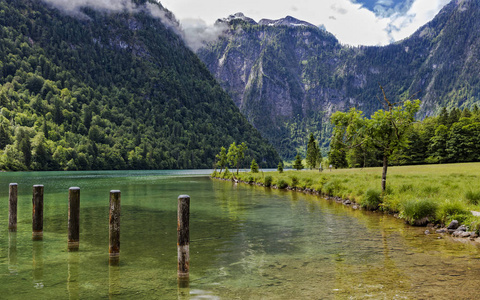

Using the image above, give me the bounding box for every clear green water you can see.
[1,170,480,299]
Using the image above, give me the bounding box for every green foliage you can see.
[227,142,248,174]
[0,0,280,171]
[250,159,259,173]
[276,179,288,189]
[361,189,382,211]
[400,199,438,225]
[290,176,299,187]
[216,147,227,172]
[306,133,320,169]
[293,153,304,170]
[465,190,480,205]
[264,175,273,187]
[436,199,471,224]
[277,161,284,173]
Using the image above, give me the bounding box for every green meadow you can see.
[215,163,480,229]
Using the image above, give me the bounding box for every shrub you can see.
[277,162,284,173]
[276,179,288,189]
[291,176,299,187]
[465,190,480,205]
[400,199,438,225]
[323,179,342,195]
[264,175,273,187]
[361,189,382,211]
[436,199,471,224]
[222,168,231,179]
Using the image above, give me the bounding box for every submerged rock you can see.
[436,229,447,234]
[425,230,430,235]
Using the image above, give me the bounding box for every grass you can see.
[213,162,480,228]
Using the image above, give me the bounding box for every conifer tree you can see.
[293,153,304,170]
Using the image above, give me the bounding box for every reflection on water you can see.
[32,241,44,289]
[0,170,479,299]
[8,231,17,275]
[68,252,79,300]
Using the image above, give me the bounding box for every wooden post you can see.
[109,190,121,265]
[8,183,18,231]
[68,187,80,251]
[177,195,190,279]
[33,240,44,289]
[32,185,44,241]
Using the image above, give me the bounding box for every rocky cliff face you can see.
[198,0,480,159]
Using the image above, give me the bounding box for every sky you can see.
[160,0,451,46]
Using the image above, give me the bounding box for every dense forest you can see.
[0,0,280,171]
[329,105,480,168]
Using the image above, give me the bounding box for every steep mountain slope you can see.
[0,0,280,170]
[198,0,480,159]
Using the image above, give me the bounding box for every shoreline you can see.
[211,174,480,244]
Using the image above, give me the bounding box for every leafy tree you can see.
[250,159,259,173]
[293,153,304,170]
[227,142,247,174]
[215,146,227,173]
[331,87,420,192]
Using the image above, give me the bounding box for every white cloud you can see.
[160,0,450,46]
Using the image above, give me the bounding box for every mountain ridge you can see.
[197,0,480,159]
[0,0,280,170]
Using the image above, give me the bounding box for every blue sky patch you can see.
[350,0,415,17]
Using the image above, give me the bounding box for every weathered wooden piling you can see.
[68,187,81,251]
[8,183,18,231]
[177,195,190,279]
[32,185,44,240]
[109,190,121,265]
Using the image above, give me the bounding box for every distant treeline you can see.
[330,106,480,168]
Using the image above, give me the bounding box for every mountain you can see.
[0,0,280,171]
[197,0,480,159]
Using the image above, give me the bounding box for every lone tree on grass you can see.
[306,133,321,169]
[250,159,259,173]
[330,86,420,192]
[293,153,304,170]
[227,142,247,175]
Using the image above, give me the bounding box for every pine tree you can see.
[306,133,319,169]
[293,153,304,170]
[277,161,284,173]
[250,159,259,173]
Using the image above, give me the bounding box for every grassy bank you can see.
[213,163,480,230]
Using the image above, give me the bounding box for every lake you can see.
[1,170,480,299]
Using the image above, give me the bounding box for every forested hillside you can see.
[198,0,480,160]
[0,0,280,171]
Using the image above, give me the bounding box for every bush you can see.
[276,179,288,189]
[323,179,342,195]
[436,199,471,224]
[400,199,438,225]
[222,168,232,179]
[250,159,259,173]
[465,190,480,205]
[264,175,273,187]
[361,189,382,211]
[291,176,299,187]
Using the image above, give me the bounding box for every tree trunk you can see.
[382,154,388,192]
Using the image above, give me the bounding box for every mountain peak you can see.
[258,16,316,28]
[216,12,257,25]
